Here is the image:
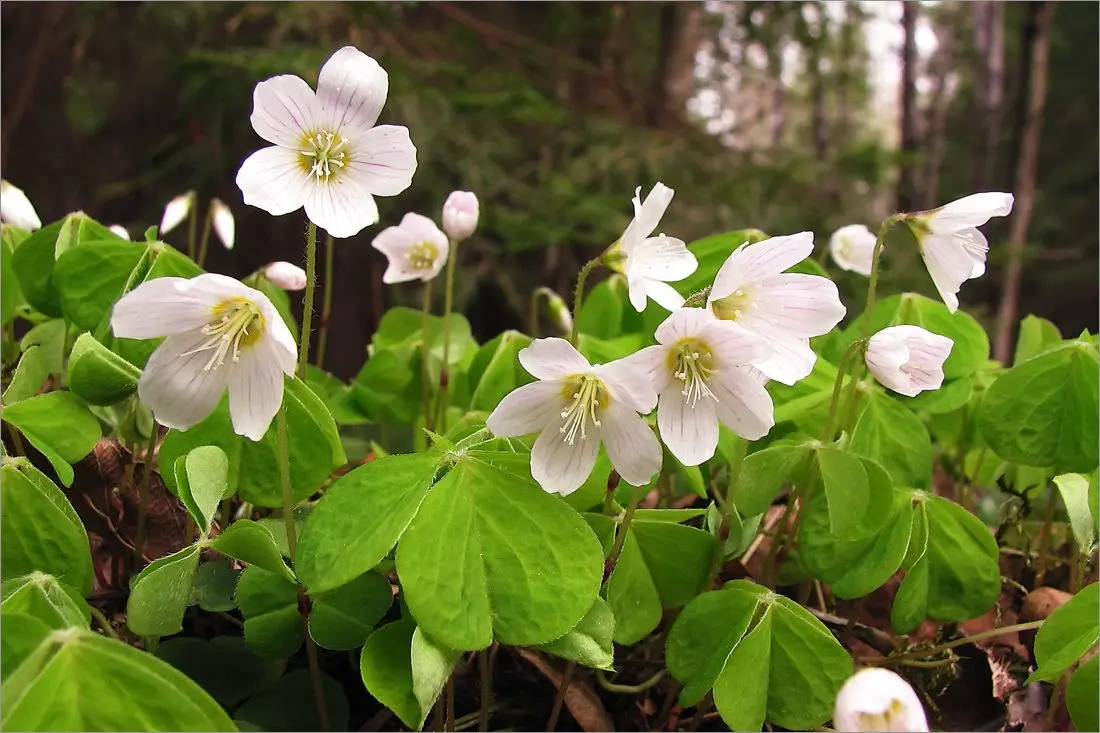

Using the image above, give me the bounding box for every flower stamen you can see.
[405,241,440,271]
[711,286,754,322]
[300,131,350,182]
[181,298,265,371]
[670,338,717,407]
[559,375,608,445]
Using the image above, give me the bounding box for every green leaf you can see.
[359,619,421,730]
[467,330,533,412]
[3,391,101,487]
[891,509,930,635]
[536,596,615,670]
[1014,314,1062,365]
[308,571,392,651]
[1027,582,1099,684]
[54,239,147,329]
[1,628,236,731]
[0,613,52,680]
[126,545,201,637]
[156,636,285,707]
[209,520,296,584]
[733,444,811,516]
[396,453,604,650]
[849,392,932,488]
[0,573,88,630]
[65,332,141,405]
[577,278,625,339]
[978,341,1100,474]
[411,627,461,728]
[297,452,442,594]
[1054,473,1097,553]
[189,560,239,612]
[2,346,49,404]
[632,519,717,606]
[235,669,349,732]
[20,319,66,377]
[712,607,772,732]
[814,447,871,538]
[902,377,974,415]
[1067,653,1099,732]
[576,332,646,364]
[174,446,229,534]
[236,566,304,660]
[924,495,1001,626]
[0,228,28,326]
[10,220,65,317]
[605,530,662,645]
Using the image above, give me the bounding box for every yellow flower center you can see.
[558,374,610,445]
[405,241,440,271]
[710,285,755,322]
[668,337,717,406]
[299,131,351,182]
[183,298,266,371]
[855,699,910,732]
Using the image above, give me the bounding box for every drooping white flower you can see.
[0,180,42,231]
[371,213,449,284]
[442,190,479,242]
[908,192,1013,312]
[486,338,661,495]
[833,668,929,732]
[235,46,417,239]
[610,183,697,313]
[111,273,297,441]
[160,191,195,236]
[210,198,235,251]
[865,325,953,398]
[535,286,573,335]
[264,261,307,291]
[707,232,846,385]
[829,224,877,276]
[628,308,774,466]
[109,225,131,240]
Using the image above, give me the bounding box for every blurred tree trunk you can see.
[972,1,1005,190]
[896,0,920,211]
[768,45,786,149]
[994,1,1056,363]
[921,9,958,209]
[647,1,704,129]
[835,2,856,144]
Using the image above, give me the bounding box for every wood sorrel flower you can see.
[160,191,195,236]
[865,325,953,398]
[235,46,417,239]
[608,182,697,313]
[210,198,235,251]
[833,668,929,732]
[442,190,478,242]
[111,274,296,441]
[486,338,661,495]
[0,179,42,231]
[371,213,449,283]
[907,192,1013,312]
[829,224,877,276]
[263,261,307,291]
[109,225,131,240]
[628,308,774,466]
[708,232,846,386]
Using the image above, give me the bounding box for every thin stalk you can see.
[529,287,543,338]
[133,426,157,566]
[821,340,865,442]
[873,620,1045,665]
[297,221,318,375]
[316,234,335,369]
[595,668,666,694]
[478,647,493,732]
[545,661,575,732]
[763,495,797,589]
[859,215,902,343]
[186,200,198,259]
[1034,486,1057,586]
[195,204,215,269]
[276,408,297,560]
[421,279,435,433]
[606,482,645,574]
[6,423,25,456]
[89,605,120,640]
[687,695,713,732]
[705,438,747,588]
[1046,673,1067,730]
[304,632,331,731]
[568,258,602,346]
[436,238,459,433]
[446,677,456,732]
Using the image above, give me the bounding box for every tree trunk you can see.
[993,1,1056,363]
[768,47,786,149]
[972,1,1005,190]
[921,10,958,209]
[647,1,703,129]
[896,0,920,211]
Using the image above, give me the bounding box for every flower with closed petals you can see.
[211,198,235,251]
[264,262,307,291]
[486,338,661,495]
[609,183,697,312]
[829,224,877,276]
[111,274,297,441]
[864,325,953,398]
[628,308,774,466]
[833,668,929,732]
[109,225,131,240]
[235,46,417,238]
[707,232,846,385]
[442,190,479,242]
[371,213,449,283]
[160,191,195,236]
[907,192,1013,312]
[0,180,42,231]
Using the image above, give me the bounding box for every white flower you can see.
[109,225,131,240]
[160,191,195,236]
[235,46,417,239]
[264,261,307,291]
[865,325,953,398]
[0,180,42,231]
[628,308,774,466]
[829,224,877,276]
[486,338,661,495]
[111,273,297,441]
[442,190,479,242]
[833,668,929,732]
[371,213,449,284]
[909,192,1013,312]
[707,232,846,386]
[611,183,697,312]
[210,198,235,250]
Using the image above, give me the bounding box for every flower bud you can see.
[829,224,876,276]
[442,190,478,242]
[210,198,235,251]
[264,261,307,291]
[535,287,572,335]
[160,191,195,235]
[109,225,131,240]
[833,668,929,732]
[0,179,42,231]
[865,325,953,397]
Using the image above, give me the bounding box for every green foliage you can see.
[3,391,102,487]
[1027,582,1099,684]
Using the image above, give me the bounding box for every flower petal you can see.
[348,125,417,197]
[159,192,194,235]
[702,319,772,367]
[254,291,298,377]
[250,74,319,147]
[627,275,649,312]
[829,224,876,276]
[112,277,215,340]
[747,273,846,339]
[621,345,673,395]
[709,232,814,301]
[709,368,774,441]
[598,357,658,414]
[236,146,310,217]
[620,182,674,249]
[928,192,1013,234]
[137,332,231,432]
[228,339,287,441]
[210,199,235,251]
[0,180,42,231]
[657,388,719,466]
[738,322,817,386]
[303,176,380,239]
[400,213,449,251]
[486,381,564,438]
[919,233,976,312]
[600,402,662,486]
[316,46,389,137]
[518,338,591,380]
[530,425,601,496]
[628,235,697,282]
[654,307,716,344]
[643,279,687,311]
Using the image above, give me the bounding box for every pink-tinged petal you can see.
[927,192,1013,234]
[348,125,417,197]
[210,198,235,251]
[519,338,591,380]
[628,235,697,282]
[748,273,846,339]
[486,381,564,438]
[228,342,287,441]
[159,192,194,236]
[709,232,814,301]
[399,212,448,251]
[530,425,601,496]
[919,233,977,312]
[264,262,308,291]
[137,332,231,432]
[316,46,388,137]
[654,307,716,345]
[709,367,774,441]
[181,273,265,304]
[111,277,213,340]
[643,279,687,311]
[829,224,876,276]
[657,388,719,466]
[303,177,380,239]
[250,75,319,148]
[600,402,662,486]
[702,319,772,368]
[598,357,658,414]
[236,146,310,217]
[620,345,673,395]
[738,322,817,386]
[255,297,298,377]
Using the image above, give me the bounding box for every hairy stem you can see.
[297,221,318,375]
[437,238,459,432]
[89,605,120,640]
[133,426,157,566]
[606,482,645,574]
[705,438,747,588]
[821,340,865,442]
[421,278,435,433]
[316,234,335,370]
[276,408,297,560]
[568,258,602,346]
[305,631,331,731]
[195,204,214,269]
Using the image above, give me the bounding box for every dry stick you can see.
[545,660,575,732]
[687,695,713,732]
[870,619,1045,666]
[652,680,682,733]
[1034,485,1057,586]
[133,427,157,567]
[316,234,336,370]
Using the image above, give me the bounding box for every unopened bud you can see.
[160,191,195,235]
[264,261,307,291]
[442,190,478,242]
[0,179,42,231]
[108,225,131,240]
[210,198,235,250]
[536,287,572,335]
[833,668,929,732]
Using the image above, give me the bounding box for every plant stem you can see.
[195,204,214,269]
[6,423,25,456]
[421,278,435,433]
[297,221,318,375]
[859,215,902,343]
[446,677,456,732]
[1034,485,1057,586]
[276,408,297,560]
[874,620,1045,665]
[705,438,747,588]
[821,340,865,442]
[545,661,575,732]
[478,647,493,732]
[606,482,644,574]
[316,234,335,369]
[133,425,157,566]
[436,238,459,433]
[89,605,120,640]
[595,668,666,694]
[529,287,543,338]
[304,632,331,731]
[186,201,198,259]
[568,258,602,346]
[1046,672,1067,730]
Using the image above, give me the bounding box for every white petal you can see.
[654,307,716,344]
[739,322,817,386]
[137,332,231,431]
[627,275,649,312]
[303,176,380,239]
[236,146,310,217]
[600,402,662,486]
[953,227,989,277]
[657,388,719,466]
[264,261,307,291]
[829,224,876,276]
[701,319,772,367]
[644,279,687,311]
[865,335,914,396]
[519,338,591,380]
[747,273,846,339]
[210,199,235,250]
[159,192,194,235]
[250,74,318,148]
[598,357,658,414]
[111,277,216,339]
[620,182,674,249]
[530,425,601,496]
[620,345,673,395]
[348,125,417,197]
[709,367,774,440]
[228,337,288,441]
[400,212,449,251]
[928,192,1013,234]
[108,225,131,240]
[709,232,814,301]
[628,235,698,283]
[919,233,976,313]
[316,46,389,137]
[486,381,564,438]
[0,180,42,231]
[255,288,299,377]
[442,191,479,242]
[372,225,419,282]
[834,668,929,732]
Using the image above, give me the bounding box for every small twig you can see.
[545,661,575,731]
[595,668,666,694]
[867,620,1045,666]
